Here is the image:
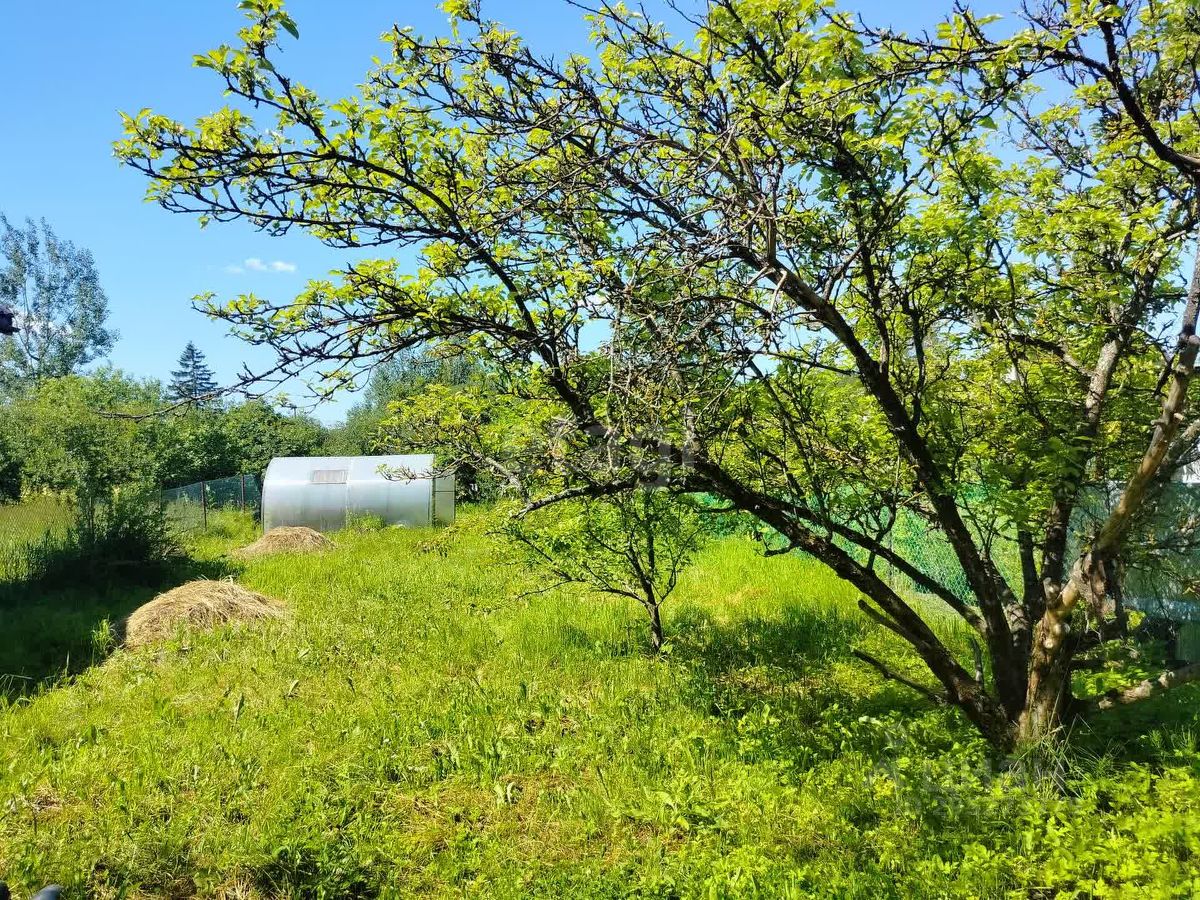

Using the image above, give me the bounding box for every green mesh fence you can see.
[161,474,262,532]
[694,495,999,605]
[1071,483,1200,623]
[834,510,1021,609]
[697,486,1200,627]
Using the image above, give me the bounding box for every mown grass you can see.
[1,512,1199,897]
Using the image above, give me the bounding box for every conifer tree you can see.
[167,341,217,403]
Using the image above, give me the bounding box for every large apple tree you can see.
[117,0,1200,749]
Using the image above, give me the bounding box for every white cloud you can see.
[224,257,297,275]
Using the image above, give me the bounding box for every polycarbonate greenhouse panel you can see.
[262,454,453,532]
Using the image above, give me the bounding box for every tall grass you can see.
[0,495,198,699]
[1,491,179,593]
[0,496,71,582]
[0,517,1197,897]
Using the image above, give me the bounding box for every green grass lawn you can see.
[2,513,1199,897]
[1,496,110,696]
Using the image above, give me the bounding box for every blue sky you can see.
[0,0,943,423]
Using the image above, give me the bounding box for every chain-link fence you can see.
[856,488,1200,661]
[703,486,1200,625]
[161,474,262,532]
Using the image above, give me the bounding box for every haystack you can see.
[124,580,286,649]
[234,526,333,560]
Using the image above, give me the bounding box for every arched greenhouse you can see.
[261,454,454,533]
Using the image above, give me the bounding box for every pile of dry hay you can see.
[124,580,286,649]
[235,526,332,560]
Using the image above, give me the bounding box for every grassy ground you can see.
[0,500,232,699]
[0,496,71,582]
[1,497,104,696]
[1,512,1199,897]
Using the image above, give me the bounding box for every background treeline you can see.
[0,347,490,505]
[0,371,324,502]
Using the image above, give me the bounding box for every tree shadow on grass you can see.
[0,556,239,700]
[669,600,865,676]
[658,599,1005,778]
[670,599,1200,772]
[1067,686,1200,768]
[670,602,930,723]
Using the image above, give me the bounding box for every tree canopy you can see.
[0,215,116,393]
[117,0,1200,748]
[1,370,326,501]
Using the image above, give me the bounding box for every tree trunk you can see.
[645,601,664,652]
[957,681,1020,751]
[1015,252,1200,746]
[1016,644,1076,746]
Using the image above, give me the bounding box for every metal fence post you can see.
[201,480,208,530]
[240,474,246,512]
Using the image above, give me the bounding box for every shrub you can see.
[12,487,179,590]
